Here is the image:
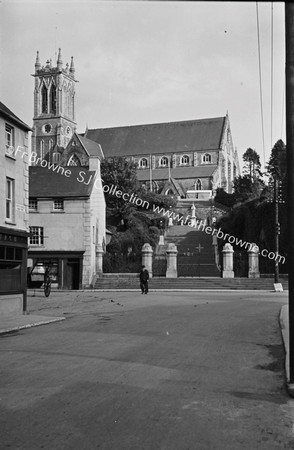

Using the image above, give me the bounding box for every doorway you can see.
[66,259,80,289]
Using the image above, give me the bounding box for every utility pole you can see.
[285,2,294,384]
[274,178,280,284]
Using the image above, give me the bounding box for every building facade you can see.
[0,102,31,315]
[28,162,106,289]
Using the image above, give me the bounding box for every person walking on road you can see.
[139,265,149,294]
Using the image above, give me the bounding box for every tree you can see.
[266,139,287,182]
[242,147,263,181]
[214,187,236,208]
[233,174,265,203]
[101,156,139,224]
[232,148,265,203]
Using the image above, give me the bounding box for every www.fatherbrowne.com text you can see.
[16,149,285,265]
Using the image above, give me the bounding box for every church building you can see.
[85,114,240,200]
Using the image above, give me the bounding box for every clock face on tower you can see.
[43,124,52,134]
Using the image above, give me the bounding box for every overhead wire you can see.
[256,2,266,170]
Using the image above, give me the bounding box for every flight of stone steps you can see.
[164,225,220,277]
[94,275,288,291]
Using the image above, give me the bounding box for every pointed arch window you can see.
[41,85,48,113]
[50,85,56,114]
[195,179,202,190]
[67,154,81,166]
[49,139,54,151]
[202,153,212,164]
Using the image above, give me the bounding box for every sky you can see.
[0,1,285,169]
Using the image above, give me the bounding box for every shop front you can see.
[28,251,84,290]
[0,226,29,314]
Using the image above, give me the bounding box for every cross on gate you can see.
[195,244,204,253]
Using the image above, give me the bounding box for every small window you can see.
[160,156,169,167]
[202,153,211,164]
[139,158,148,168]
[5,124,14,152]
[29,199,38,211]
[49,139,54,150]
[6,178,15,221]
[53,199,64,210]
[180,155,190,165]
[29,227,44,246]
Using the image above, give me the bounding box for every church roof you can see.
[170,178,186,197]
[137,165,218,181]
[85,116,226,157]
[29,166,97,198]
[0,101,32,131]
[77,134,104,159]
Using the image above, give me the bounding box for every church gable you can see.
[59,133,88,167]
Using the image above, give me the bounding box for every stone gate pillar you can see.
[95,243,104,276]
[222,243,234,278]
[142,243,153,278]
[248,243,260,278]
[166,243,178,278]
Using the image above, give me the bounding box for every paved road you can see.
[1,290,294,450]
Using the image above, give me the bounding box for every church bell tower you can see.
[32,48,77,162]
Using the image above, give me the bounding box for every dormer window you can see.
[180,155,190,165]
[202,153,211,164]
[160,156,169,167]
[139,158,148,168]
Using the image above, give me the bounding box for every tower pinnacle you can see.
[57,48,63,70]
[35,50,41,72]
[69,56,75,77]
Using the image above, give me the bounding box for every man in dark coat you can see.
[139,265,149,294]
